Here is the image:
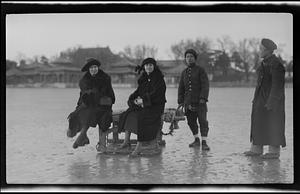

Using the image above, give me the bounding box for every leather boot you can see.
[201,140,210,151]
[189,137,200,147]
[73,130,89,149]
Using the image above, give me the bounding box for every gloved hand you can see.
[199,99,206,104]
[134,97,144,107]
[176,104,185,117]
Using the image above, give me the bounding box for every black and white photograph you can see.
[2,1,297,192]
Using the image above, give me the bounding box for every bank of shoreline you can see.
[6,82,293,89]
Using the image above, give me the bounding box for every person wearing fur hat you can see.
[178,49,210,150]
[117,57,167,156]
[244,38,286,159]
[67,58,115,153]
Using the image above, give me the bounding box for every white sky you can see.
[6,12,293,61]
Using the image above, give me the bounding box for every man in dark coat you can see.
[178,49,210,150]
[244,38,286,159]
[67,58,115,152]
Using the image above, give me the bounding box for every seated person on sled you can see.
[117,58,167,156]
[67,58,115,152]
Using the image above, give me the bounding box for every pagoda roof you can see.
[110,58,137,68]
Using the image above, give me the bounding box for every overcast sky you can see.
[6,12,293,61]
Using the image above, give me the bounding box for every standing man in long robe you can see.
[244,38,286,159]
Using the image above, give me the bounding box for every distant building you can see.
[158,60,186,86]
[8,56,243,87]
[107,59,189,87]
[6,58,82,87]
[106,58,138,85]
[61,46,121,69]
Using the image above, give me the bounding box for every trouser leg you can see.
[197,105,209,137]
[186,109,199,135]
[186,109,201,147]
[197,105,210,150]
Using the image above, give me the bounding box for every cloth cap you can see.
[81,58,101,72]
[261,38,277,51]
[184,49,197,59]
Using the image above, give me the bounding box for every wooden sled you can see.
[99,107,185,155]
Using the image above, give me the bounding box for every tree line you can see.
[7,36,293,83]
[119,36,292,82]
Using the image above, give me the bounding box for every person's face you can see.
[185,53,196,65]
[89,65,99,76]
[144,63,154,74]
[259,44,271,58]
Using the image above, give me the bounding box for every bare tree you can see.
[248,38,260,72]
[122,44,158,64]
[134,44,147,62]
[15,52,27,62]
[170,37,213,71]
[146,46,158,59]
[274,43,286,57]
[195,37,212,53]
[123,45,134,59]
[171,38,212,60]
[232,38,260,82]
[217,35,236,55]
[214,51,231,76]
[170,39,186,61]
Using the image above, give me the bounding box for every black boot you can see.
[189,137,200,147]
[202,140,210,151]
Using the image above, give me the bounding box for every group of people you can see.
[67,38,286,159]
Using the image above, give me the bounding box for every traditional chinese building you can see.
[106,58,138,86]
[6,57,195,88]
[6,58,82,87]
[158,60,186,86]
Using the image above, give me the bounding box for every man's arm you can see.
[178,71,185,105]
[265,62,285,110]
[199,67,209,102]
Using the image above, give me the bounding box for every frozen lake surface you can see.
[6,87,293,186]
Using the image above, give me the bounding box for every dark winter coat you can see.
[178,64,209,106]
[77,70,115,108]
[118,68,166,141]
[68,70,115,132]
[250,54,286,147]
